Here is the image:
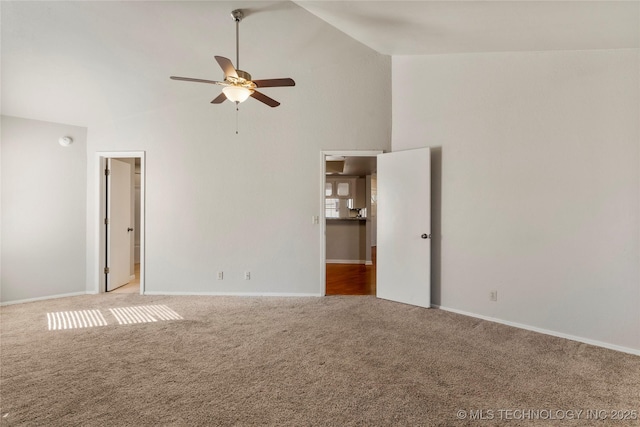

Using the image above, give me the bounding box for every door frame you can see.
[95,151,146,294]
[320,150,383,296]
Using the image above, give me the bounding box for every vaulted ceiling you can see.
[2,1,638,128]
[296,1,639,55]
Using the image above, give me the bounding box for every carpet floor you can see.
[1,293,638,426]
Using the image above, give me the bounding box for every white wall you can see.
[392,49,640,352]
[1,116,87,303]
[85,9,391,296]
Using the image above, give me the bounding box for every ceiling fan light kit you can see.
[170,9,295,109]
[223,85,252,103]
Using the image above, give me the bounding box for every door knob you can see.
[127,227,134,232]
[421,233,431,239]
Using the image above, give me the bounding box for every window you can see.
[325,198,340,218]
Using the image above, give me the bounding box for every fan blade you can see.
[250,90,280,107]
[253,78,296,88]
[214,56,238,78]
[170,76,225,85]
[211,93,227,104]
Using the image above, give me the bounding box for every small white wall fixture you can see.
[94,151,145,294]
[58,136,73,147]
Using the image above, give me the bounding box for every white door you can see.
[376,148,431,308]
[106,158,132,291]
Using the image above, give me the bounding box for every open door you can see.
[106,158,133,291]
[376,148,431,308]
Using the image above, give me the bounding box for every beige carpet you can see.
[1,293,638,426]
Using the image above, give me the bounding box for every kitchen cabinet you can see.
[326,177,366,206]
[354,177,366,208]
[326,177,355,199]
[325,218,368,263]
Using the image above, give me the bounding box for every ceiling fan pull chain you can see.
[236,103,239,135]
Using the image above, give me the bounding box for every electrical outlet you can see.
[489,290,498,302]
[244,271,251,280]
[217,271,223,280]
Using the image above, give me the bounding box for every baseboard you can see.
[0,291,88,306]
[326,259,369,265]
[129,274,136,281]
[0,290,323,304]
[143,291,323,297]
[433,304,640,356]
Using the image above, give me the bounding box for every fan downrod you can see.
[231,9,243,70]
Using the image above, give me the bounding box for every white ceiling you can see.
[2,1,638,128]
[296,1,639,55]
[1,1,309,127]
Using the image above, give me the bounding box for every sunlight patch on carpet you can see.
[46,305,183,330]
[47,309,108,330]
[109,304,183,325]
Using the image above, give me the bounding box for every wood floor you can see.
[325,247,376,296]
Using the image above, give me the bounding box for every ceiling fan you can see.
[170,9,295,108]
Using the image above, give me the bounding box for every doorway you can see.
[96,152,145,295]
[321,151,381,296]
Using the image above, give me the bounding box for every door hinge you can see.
[105,168,111,176]
[104,267,110,274]
[104,218,109,225]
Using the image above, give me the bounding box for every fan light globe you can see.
[223,86,251,103]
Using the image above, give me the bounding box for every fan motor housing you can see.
[226,69,256,89]
[236,70,251,81]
